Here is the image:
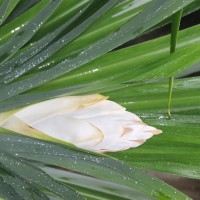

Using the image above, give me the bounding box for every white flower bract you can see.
[0,94,162,152]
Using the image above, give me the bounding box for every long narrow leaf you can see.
[0,2,91,77]
[41,166,153,200]
[0,131,190,199]
[0,1,52,45]
[0,0,196,102]
[0,23,199,111]
[0,176,23,200]
[0,150,84,200]
[31,0,92,41]
[2,0,118,83]
[0,0,62,64]
[0,165,49,200]
[35,23,200,91]
[2,0,41,25]
[0,0,20,26]
[106,77,200,179]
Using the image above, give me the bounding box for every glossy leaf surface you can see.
[107,77,200,179]
[0,130,189,199]
[0,0,196,102]
[0,0,200,199]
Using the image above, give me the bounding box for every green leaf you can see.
[0,84,89,112]
[0,1,51,45]
[40,166,153,200]
[0,0,20,26]
[0,2,91,77]
[106,77,200,179]
[0,130,189,199]
[2,1,41,25]
[0,0,62,64]
[0,176,24,200]
[42,23,200,90]
[0,164,49,200]
[31,0,92,42]
[0,0,196,102]
[41,0,152,63]
[0,1,199,199]
[1,23,199,112]
[167,8,183,116]
[0,150,83,200]
[2,0,118,83]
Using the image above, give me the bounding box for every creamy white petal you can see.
[83,115,126,148]
[87,139,142,153]
[1,116,47,138]
[64,100,126,119]
[114,111,142,122]
[79,113,161,151]
[122,122,162,140]
[15,94,106,125]
[122,128,153,141]
[32,115,103,144]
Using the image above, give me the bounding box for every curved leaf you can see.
[0,165,49,200]
[40,166,153,200]
[0,2,91,77]
[0,130,189,199]
[0,176,23,200]
[0,0,20,26]
[2,0,118,83]
[0,0,196,102]
[0,23,199,112]
[107,77,200,179]
[0,0,62,64]
[0,150,83,200]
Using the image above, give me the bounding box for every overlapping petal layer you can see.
[0,94,162,152]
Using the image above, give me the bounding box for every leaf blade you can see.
[0,0,196,102]
[0,130,190,199]
[0,0,62,64]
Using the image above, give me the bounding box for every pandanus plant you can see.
[0,0,200,199]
